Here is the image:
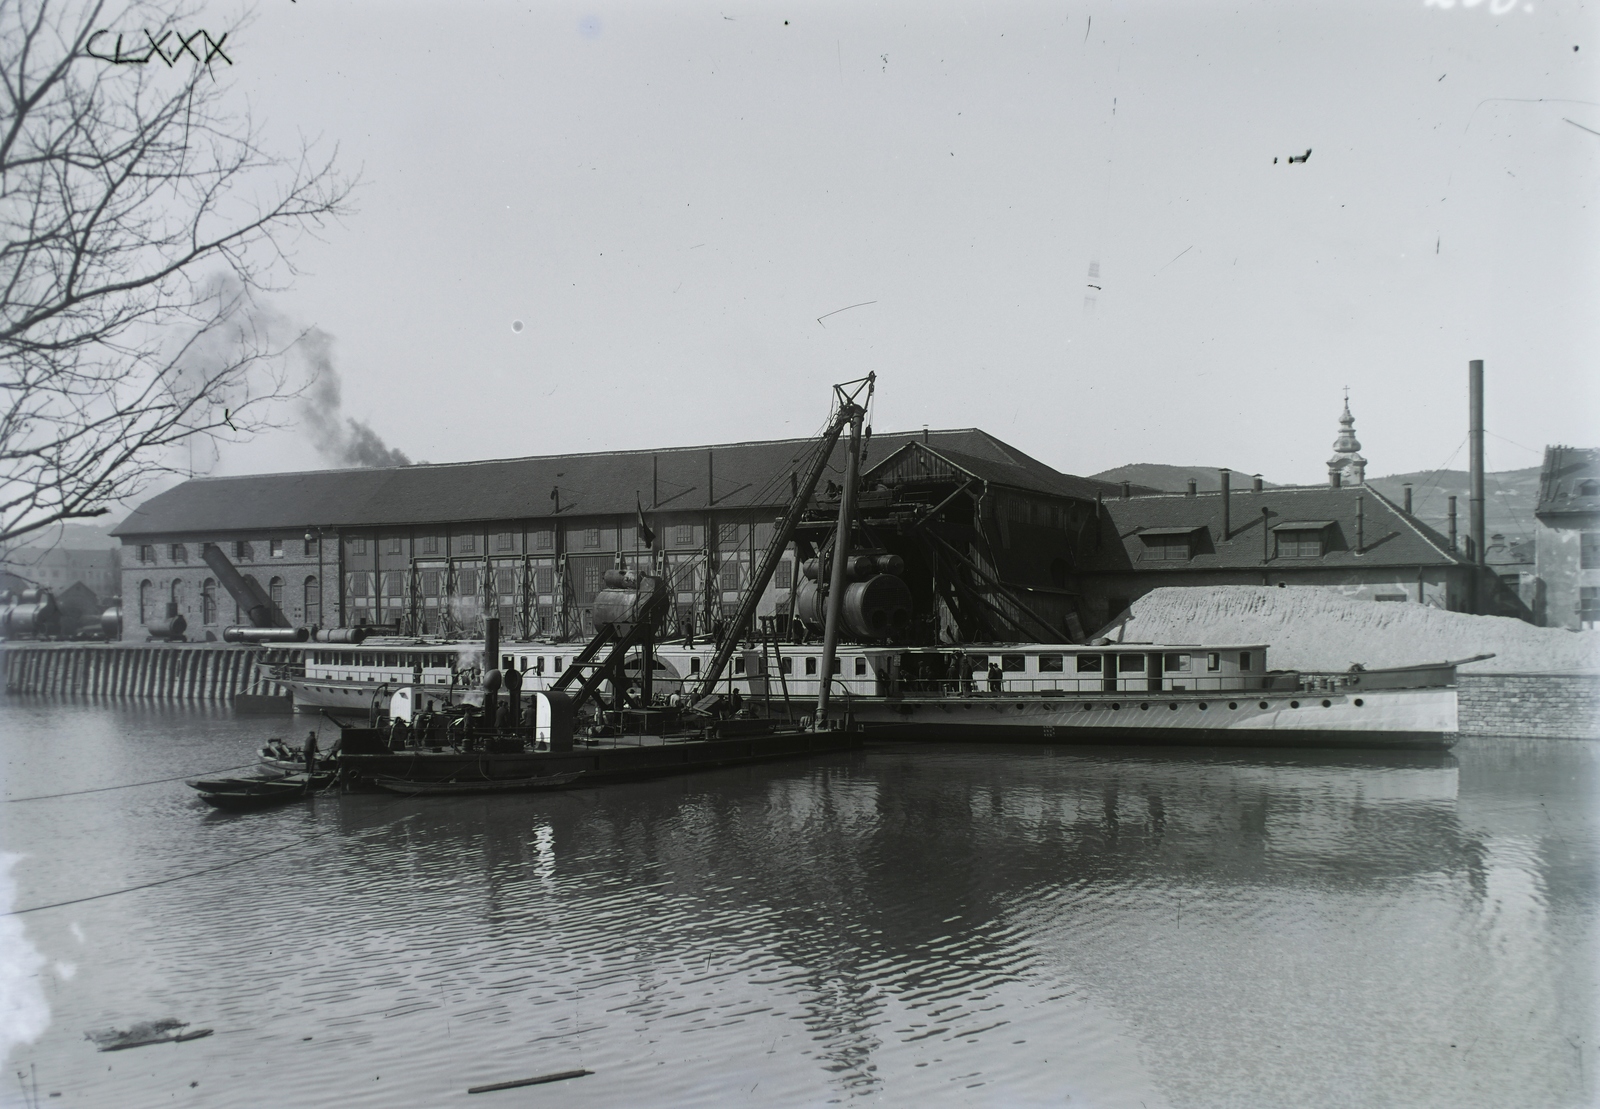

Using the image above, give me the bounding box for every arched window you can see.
[139,580,153,624]
[304,576,321,627]
[269,576,284,620]
[202,579,217,625]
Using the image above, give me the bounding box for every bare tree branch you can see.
[0,0,354,545]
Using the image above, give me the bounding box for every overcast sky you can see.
[178,0,1597,489]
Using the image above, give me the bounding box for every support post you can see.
[815,409,865,728]
[1469,360,1486,567]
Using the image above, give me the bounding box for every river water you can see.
[0,699,1595,1108]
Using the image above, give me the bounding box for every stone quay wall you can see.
[0,643,286,703]
[1457,672,1600,740]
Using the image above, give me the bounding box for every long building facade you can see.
[113,429,1105,644]
[111,422,1530,646]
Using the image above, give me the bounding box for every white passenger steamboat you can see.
[280,634,1464,750]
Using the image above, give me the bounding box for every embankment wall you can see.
[1,643,286,702]
[1456,672,1600,740]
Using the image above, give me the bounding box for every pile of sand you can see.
[1106,586,1600,674]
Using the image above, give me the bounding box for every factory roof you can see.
[114,428,1107,538]
[1099,484,1466,571]
[1535,446,1600,521]
[866,441,1131,502]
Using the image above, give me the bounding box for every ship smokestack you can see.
[1219,469,1231,538]
[485,616,500,675]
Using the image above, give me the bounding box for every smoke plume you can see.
[297,328,412,468]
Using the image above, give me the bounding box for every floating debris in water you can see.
[84,1020,213,1052]
[468,1069,593,1094]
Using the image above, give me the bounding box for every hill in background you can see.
[1090,465,1281,492]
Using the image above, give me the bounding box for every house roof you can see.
[113,429,1086,538]
[1097,484,1466,571]
[1535,445,1600,520]
[867,441,1127,502]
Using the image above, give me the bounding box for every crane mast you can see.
[692,374,875,709]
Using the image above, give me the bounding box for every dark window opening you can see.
[1275,531,1324,558]
[1581,532,1600,570]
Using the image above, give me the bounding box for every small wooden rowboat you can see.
[371,771,585,796]
[187,773,332,810]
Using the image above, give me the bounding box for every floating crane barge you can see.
[330,377,882,793]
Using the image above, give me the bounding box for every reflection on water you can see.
[0,700,1595,1108]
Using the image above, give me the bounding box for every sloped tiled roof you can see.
[868,441,1127,502]
[1535,446,1600,519]
[1096,484,1466,571]
[113,429,1080,537]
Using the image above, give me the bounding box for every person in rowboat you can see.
[303,731,319,773]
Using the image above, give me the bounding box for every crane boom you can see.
[692,377,872,702]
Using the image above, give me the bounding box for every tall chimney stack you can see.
[1355,496,1365,554]
[1121,481,1131,500]
[1403,483,1413,514]
[1469,359,1486,566]
[1219,469,1231,537]
[1448,495,1458,551]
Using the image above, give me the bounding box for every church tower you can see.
[1327,392,1367,487]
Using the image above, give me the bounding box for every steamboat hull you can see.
[849,686,1457,751]
[336,729,861,789]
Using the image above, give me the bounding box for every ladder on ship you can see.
[548,574,671,714]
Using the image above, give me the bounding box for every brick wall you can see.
[1458,672,1600,739]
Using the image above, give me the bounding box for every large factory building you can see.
[111,416,1526,645]
[112,429,1126,644]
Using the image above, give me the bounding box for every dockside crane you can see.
[691,374,875,727]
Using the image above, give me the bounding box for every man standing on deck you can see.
[303,731,319,774]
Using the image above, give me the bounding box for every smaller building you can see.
[0,545,120,600]
[1533,445,1600,630]
[1080,479,1531,629]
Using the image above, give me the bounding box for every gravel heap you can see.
[1104,586,1600,674]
